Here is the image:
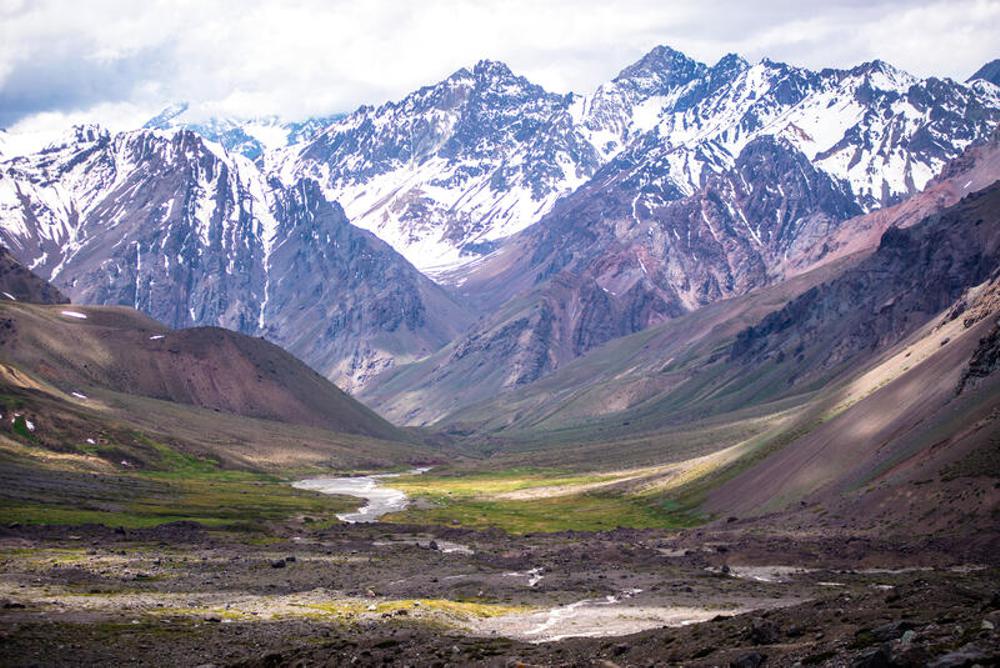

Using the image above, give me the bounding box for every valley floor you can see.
[0,518,997,666]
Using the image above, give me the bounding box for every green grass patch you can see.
[387,490,693,533]
[384,466,708,533]
[302,598,529,620]
[391,467,613,497]
[0,437,359,530]
[0,503,224,529]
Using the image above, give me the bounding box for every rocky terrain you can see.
[729,182,1000,381]
[0,521,997,667]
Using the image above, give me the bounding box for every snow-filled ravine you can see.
[292,467,430,523]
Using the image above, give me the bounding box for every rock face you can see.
[282,46,999,274]
[0,127,470,392]
[729,182,1000,382]
[0,245,68,304]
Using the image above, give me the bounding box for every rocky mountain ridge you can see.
[281,47,1000,274]
[0,48,997,398]
[0,127,470,392]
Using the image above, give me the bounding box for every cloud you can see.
[0,40,172,127]
[1,0,997,130]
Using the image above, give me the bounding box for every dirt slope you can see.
[699,186,1000,525]
[0,303,409,442]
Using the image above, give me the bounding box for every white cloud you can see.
[1,0,997,129]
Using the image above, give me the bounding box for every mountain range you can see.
[0,45,998,401]
[276,48,1000,276]
[0,125,469,392]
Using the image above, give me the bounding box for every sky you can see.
[1,0,998,134]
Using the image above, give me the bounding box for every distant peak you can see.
[849,59,917,90]
[759,56,789,69]
[472,59,514,78]
[620,44,698,75]
[712,53,750,74]
[856,58,895,74]
[144,101,190,129]
[615,44,706,88]
[968,58,1000,86]
[641,44,689,60]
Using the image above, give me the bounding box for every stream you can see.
[292,467,430,522]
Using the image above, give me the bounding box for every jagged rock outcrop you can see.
[730,183,1000,380]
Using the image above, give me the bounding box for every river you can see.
[292,467,430,522]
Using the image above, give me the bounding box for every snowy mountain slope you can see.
[0,126,470,392]
[282,47,999,276]
[640,58,999,209]
[570,46,745,160]
[278,60,604,274]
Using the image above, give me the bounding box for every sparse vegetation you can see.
[385,467,703,533]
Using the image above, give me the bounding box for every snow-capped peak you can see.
[847,59,918,92]
[472,58,515,79]
[141,103,342,163]
[614,44,707,92]
[45,124,110,151]
[143,101,191,129]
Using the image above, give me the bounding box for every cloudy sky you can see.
[1,0,998,133]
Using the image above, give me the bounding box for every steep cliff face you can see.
[259,179,471,389]
[729,183,1000,385]
[0,127,471,392]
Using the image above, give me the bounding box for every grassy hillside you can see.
[0,356,442,529]
[0,253,441,529]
